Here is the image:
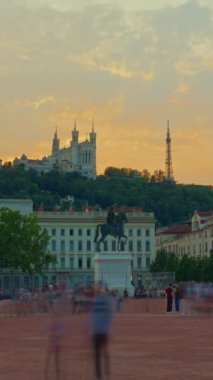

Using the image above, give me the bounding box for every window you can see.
[129,229,133,237]
[87,229,91,236]
[51,259,56,270]
[14,276,20,289]
[51,276,57,284]
[145,229,150,237]
[69,240,74,252]
[60,240,65,252]
[24,276,30,287]
[87,241,91,251]
[69,229,74,236]
[137,229,141,237]
[4,276,10,290]
[51,240,56,252]
[146,241,150,252]
[78,241,83,251]
[78,257,82,269]
[205,242,208,252]
[146,257,150,268]
[137,257,142,269]
[78,229,82,236]
[137,241,142,251]
[112,241,116,251]
[52,228,56,236]
[129,240,133,252]
[60,257,65,269]
[70,257,74,269]
[34,276,39,289]
[104,241,108,251]
[87,257,91,269]
[61,228,65,236]
[120,241,125,251]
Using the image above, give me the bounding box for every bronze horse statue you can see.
[94,211,128,252]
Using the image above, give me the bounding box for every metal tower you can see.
[165,120,174,181]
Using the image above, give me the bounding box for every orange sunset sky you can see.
[0,0,212,185]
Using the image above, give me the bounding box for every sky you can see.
[0,0,212,185]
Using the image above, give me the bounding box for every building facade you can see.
[0,208,156,291]
[13,122,96,179]
[156,210,213,258]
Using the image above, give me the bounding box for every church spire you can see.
[90,119,96,145]
[71,118,79,145]
[52,126,60,155]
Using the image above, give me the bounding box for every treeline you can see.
[1,164,213,226]
[151,250,213,282]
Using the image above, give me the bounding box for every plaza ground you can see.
[0,299,213,379]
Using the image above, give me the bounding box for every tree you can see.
[150,249,169,272]
[0,208,53,291]
[18,214,53,287]
[0,208,24,290]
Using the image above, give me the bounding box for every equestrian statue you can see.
[94,208,128,252]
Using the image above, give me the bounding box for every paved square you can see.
[0,300,213,379]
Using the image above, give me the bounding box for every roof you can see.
[197,211,213,217]
[157,224,192,236]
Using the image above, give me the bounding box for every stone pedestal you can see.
[94,251,134,296]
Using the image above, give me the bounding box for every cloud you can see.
[170,83,190,103]
[7,96,57,110]
[175,33,213,76]
[70,51,155,80]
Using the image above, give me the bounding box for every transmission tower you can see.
[165,120,174,181]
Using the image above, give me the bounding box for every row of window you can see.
[50,228,151,237]
[54,256,151,270]
[51,239,151,253]
[167,240,213,255]
[58,256,92,269]
[137,256,151,269]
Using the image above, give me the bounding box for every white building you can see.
[0,206,156,290]
[13,122,96,179]
[156,210,213,258]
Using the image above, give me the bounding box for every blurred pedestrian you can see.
[91,284,113,380]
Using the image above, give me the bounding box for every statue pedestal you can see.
[94,252,134,296]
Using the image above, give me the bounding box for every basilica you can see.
[13,122,97,179]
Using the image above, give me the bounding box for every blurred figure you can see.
[175,284,183,312]
[44,308,65,380]
[91,284,113,380]
[165,283,173,312]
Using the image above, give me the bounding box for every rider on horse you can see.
[107,206,118,236]
[107,206,115,225]
[94,208,128,251]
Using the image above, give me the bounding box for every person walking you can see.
[91,284,114,380]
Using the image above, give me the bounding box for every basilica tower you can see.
[71,120,80,171]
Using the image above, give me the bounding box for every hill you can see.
[1,165,213,226]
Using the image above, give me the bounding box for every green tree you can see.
[0,208,23,290]
[19,214,53,287]
[150,249,168,272]
[0,208,53,291]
